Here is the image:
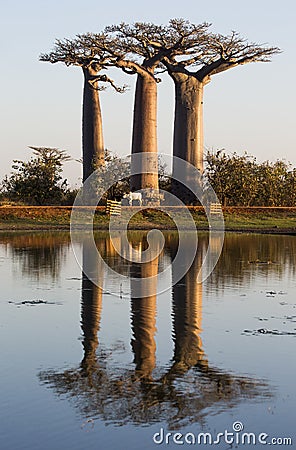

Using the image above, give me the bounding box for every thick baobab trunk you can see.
[171,73,205,203]
[173,74,204,169]
[82,67,105,183]
[131,73,159,193]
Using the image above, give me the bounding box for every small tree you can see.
[91,151,171,202]
[205,150,258,206]
[2,147,70,205]
[95,149,130,201]
[205,150,296,206]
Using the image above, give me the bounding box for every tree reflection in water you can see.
[0,232,70,281]
[39,233,271,428]
[207,233,296,292]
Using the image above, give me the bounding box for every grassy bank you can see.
[0,206,296,234]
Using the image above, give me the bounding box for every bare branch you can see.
[41,20,281,87]
[88,74,128,93]
[40,34,127,92]
[160,22,281,81]
[196,32,281,79]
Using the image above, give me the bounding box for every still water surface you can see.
[0,231,295,449]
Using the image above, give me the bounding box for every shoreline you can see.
[0,206,295,235]
[0,225,295,236]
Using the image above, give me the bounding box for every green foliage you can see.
[2,147,71,205]
[91,149,130,202]
[4,147,294,207]
[158,156,171,192]
[205,150,296,206]
[88,151,171,203]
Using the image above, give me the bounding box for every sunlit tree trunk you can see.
[82,67,105,183]
[131,73,159,193]
[173,74,204,169]
[171,72,205,203]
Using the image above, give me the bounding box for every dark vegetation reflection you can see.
[0,232,70,281]
[208,233,296,292]
[38,232,271,427]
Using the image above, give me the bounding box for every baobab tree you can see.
[80,22,210,196]
[40,21,280,205]
[40,37,125,183]
[82,23,204,195]
[80,25,166,194]
[161,21,280,201]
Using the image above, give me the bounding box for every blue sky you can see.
[0,0,295,186]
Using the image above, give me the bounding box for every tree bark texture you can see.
[130,73,159,192]
[171,73,204,204]
[82,67,105,183]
